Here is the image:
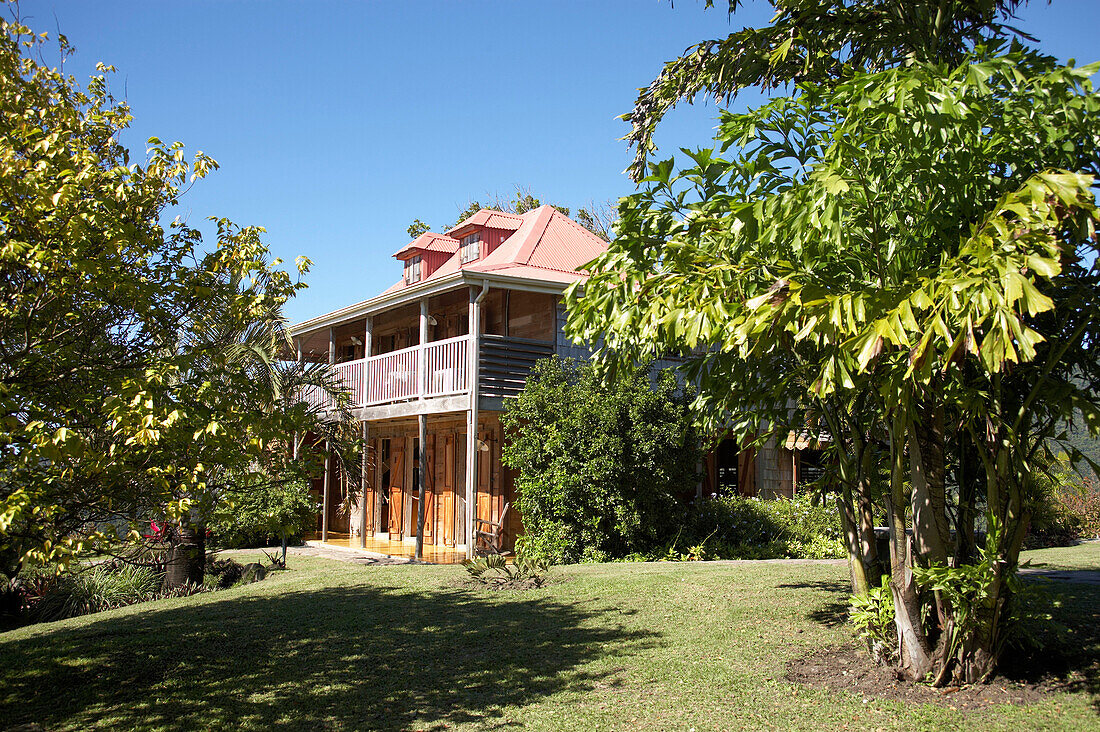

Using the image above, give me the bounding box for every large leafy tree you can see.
[0,14,360,578]
[568,41,1100,684]
[624,0,1032,180]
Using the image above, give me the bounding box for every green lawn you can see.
[1,545,1097,731]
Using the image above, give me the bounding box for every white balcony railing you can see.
[301,335,470,411]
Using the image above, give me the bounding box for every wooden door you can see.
[422,435,435,543]
[441,434,456,546]
[738,446,757,497]
[389,442,405,538]
[476,430,492,525]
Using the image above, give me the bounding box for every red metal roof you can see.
[392,232,460,259]
[384,206,608,291]
[445,209,524,237]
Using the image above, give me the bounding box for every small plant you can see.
[204,556,244,589]
[31,562,162,622]
[262,549,287,570]
[464,553,551,590]
[849,575,897,665]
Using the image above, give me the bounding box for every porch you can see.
[305,533,470,564]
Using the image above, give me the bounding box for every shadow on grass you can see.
[1002,578,1100,712]
[777,579,851,627]
[788,572,1100,709]
[0,577,659,731]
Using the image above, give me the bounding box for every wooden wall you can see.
[348,413,518,552]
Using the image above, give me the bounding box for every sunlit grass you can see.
[1,544,1096,731]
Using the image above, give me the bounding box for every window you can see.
[460,232,481,263]
[404,255,422,284]
[797,449,827,489]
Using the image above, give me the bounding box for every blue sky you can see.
[20,0,1100,323]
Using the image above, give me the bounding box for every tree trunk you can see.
[163,522,205,590]
[887,419,934,681]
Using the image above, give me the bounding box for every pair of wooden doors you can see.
[383,434,462,546]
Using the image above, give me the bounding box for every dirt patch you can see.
[787,644,1071,711]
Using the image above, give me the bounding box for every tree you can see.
[408,186,615,240]
[406,218,430,238]
[500,358,699,563]
[0,13,363,582]
[623,0,1032,180]
[567,45,1100,684]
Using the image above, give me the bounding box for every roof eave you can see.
[288,269,576,337]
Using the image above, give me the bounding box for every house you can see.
[289,205,814,560]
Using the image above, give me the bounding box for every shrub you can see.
[208,476,317,550]
[501,357,699,564]
[850,575,897,665]
[464,553,551,590]
[30,562,162,622]
[683,493,846,560]
[204,556,244,589]
[1026,475,1100,548]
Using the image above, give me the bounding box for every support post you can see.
[321,440,331,542]
[328,326,335,365]
[418,299,428,399]
[360,421,369,549]
[364,316,373,359]
[416,413,427,560]
[464,282,486,556]
[293,337,302,460]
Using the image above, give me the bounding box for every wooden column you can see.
[321,440,330,542]
[360,421,369,548]
[328,326,335,365]
[364,316,373,359]
[465,283,485,555]
[418,299,428,399]
[415,414,427,560]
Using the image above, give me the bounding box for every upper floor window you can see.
[460,232,481,263]
[404,255,422,284]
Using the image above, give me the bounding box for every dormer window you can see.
[404,255,422,284]
[460,232,481,263]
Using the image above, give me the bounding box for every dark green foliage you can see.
[501,357,699,564]
[204,556,244,589]
[649,493,846,561]
[1027,476,1100,547]
[464,553,551,590]
[208,476,317,550]
[27,563,163,622]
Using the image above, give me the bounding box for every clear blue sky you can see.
[20,0,1100,323]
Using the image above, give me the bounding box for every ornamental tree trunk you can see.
[163,521,205,590]
[887,419,934,681]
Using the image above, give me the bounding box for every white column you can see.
[418,299,428,399]
[321,441,330,542]
[464,284,484,555]
[293,337,302,461]
[360,421,369,548]
[416,414,427,561]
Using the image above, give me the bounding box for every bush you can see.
[501,357,699,564]
[204,556,244,589]
[682,493,846,560]
[1026,475,1100,548]
[208,476,317,549]
[850,575,896,665]
[29,562,162,622]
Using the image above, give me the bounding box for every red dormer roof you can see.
[388,206,607,290]
[392,232,461,260]
[446,209,524,237]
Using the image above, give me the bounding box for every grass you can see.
[0,545,1096,731]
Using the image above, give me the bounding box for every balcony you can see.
[302,334,470,411]
[300,334,556,413]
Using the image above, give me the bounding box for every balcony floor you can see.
[305,533,469,565]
